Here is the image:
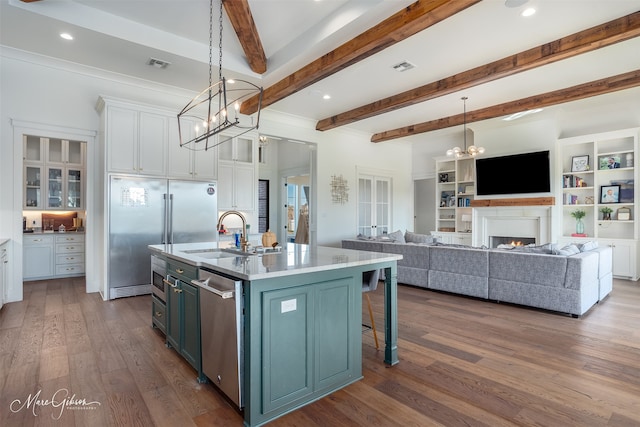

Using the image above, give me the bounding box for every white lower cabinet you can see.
[598,239,637,280]
[54,234,85,277]
[24,234,54,280]
[24,233,85,281]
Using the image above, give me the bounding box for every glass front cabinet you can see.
[23,136,86,210]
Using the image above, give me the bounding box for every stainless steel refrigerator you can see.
[108,175,218,299]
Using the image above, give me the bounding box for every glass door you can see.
[66,168,83,209]
[46,167,63,209]
[24,165,43,209]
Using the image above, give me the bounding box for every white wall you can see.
[1,48,415,301]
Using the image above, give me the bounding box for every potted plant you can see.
[600,206,613,220]
[571,209,586,234]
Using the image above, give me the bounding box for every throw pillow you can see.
[404,230,434,244]
[387,230,406,243]
[557,244,580,256]
[578,241,599,252]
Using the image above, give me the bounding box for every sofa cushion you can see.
[489,251,568,288]
[430,246,489,277]
[382,243,429,269]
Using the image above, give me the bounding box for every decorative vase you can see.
[575,218,585,234]
[603,212,611,220]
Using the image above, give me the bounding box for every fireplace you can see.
[473,206,553,247]
[490,236,536,248]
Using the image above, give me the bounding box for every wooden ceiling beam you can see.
[223,0,267,74]
[370,69,640,143]
[239,0,481,115]
[318,11,640,131]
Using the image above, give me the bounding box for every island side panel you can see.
[384,264,399,366]
[243,267,363,427]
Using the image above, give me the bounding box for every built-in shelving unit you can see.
[432,156,476,245]
[557,127,639,280]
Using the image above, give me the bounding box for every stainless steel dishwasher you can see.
[192,268,244,408]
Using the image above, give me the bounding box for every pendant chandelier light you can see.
[446,97,484,158]
[177,0,263,151]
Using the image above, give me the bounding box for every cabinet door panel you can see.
[107,107,138,173]
[138,112,167,176]
[168,118,194,179]
[234,165,255,211]
[24,245,54,279]
[217,163,234,209]
[262,287,313,412]
[166,282,181,350]
[181,281,200,368]
[316,280,353,389]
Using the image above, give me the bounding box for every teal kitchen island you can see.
[149,242,401,427]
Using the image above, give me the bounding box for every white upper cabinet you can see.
[104,103,167,176]
[167,117,217,180]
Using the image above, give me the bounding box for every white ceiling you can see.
[1,0,639,141]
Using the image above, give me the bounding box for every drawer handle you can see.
[66,246,75,250]
[176,268,184,274]
[173,288,182,293]
[155,311,163,317]
[66,257,75,260]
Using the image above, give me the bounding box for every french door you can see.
[357,174,391,237]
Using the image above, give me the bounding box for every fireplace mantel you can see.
[470,196,555,207]
[472,205,554,247]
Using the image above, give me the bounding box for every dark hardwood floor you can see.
[1,276,639,426]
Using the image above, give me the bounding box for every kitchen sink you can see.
[182,248,244,259]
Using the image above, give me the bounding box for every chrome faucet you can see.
[217,210,248,252]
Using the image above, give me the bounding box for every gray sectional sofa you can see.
[342,233,612,317]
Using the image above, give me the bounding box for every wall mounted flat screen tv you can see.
[475,150,551,196]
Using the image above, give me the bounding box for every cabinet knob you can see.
[155,311,163,317]
[173,288,182,293]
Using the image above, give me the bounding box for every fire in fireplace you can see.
[490,236,536,248]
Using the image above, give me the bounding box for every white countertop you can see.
[149,242,401,281]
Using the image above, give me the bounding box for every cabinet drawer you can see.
[56,253,85,265]
[167,261,197,281]
[55,234,85,244]
[55,264,85,275]
[152,295,167,334]
[24,235,54,245]
[56,243,85,254]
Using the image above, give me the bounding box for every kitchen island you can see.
[149,242,401,427]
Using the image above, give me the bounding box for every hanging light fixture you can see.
[446,97,485,158]
[177,0,263,151]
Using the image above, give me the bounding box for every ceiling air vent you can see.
[392,61,416,72]
[148,57,171,69]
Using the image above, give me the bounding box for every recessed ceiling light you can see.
[521,7,536,17]
[323,94,331,100]
[60,33,73,41]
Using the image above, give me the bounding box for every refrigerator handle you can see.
[162,193,168,244]
[168,193,174,244]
